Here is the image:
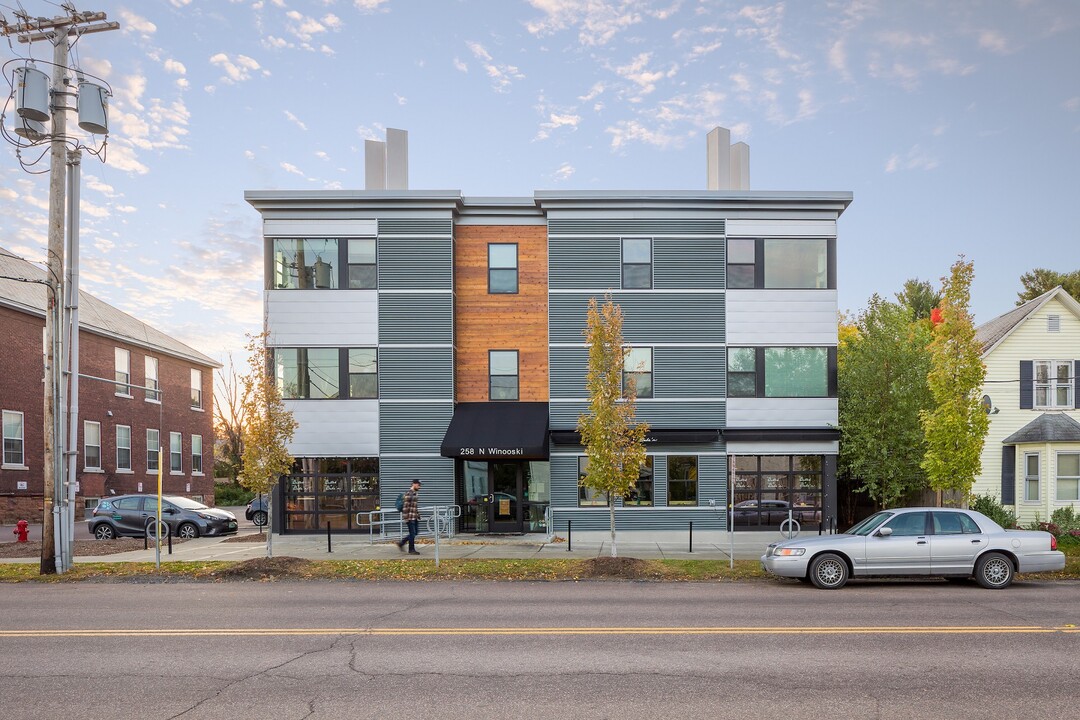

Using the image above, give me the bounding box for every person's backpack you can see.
[395,493,405,512]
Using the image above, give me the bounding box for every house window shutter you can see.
[1019,361,1033,409]
[1001,445,1016,505]
[1074,360,1079,409]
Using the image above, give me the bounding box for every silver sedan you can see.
[761,507,1065,589]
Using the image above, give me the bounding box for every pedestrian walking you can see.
[397,479,422,554]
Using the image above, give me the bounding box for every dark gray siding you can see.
[379,293,453,344]
[378,238,452,290]
[379,347,453,400]
[550,292,725,344]
[654,347,725,397]
[379,456,456,507]
[379,402,453,453]
[550,401,726,429]
[549,238,621,289]
[549,347,588,399]
[654,238,725,289]
[548,219,725,236]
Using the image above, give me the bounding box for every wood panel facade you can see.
[454,225,549,401]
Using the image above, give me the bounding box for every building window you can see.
[727,347,831,398]
[348,238,377,289]
[624,456,654,507]
[623,347,653,398]
[190,368,203,409]
[275,348,341,399]
[577,456,608,506]
[170,432,182,473]
[726,238,756,288]
[488,243,518,294]
[116,425,132,471]
[1034,360,1073,409]
[115,348,130,395]
[668,455,698,506]
[2,410,24,466]
[348,348,378,398]
[84,421,101,470]
[622,238,652,289]
[192,435,203,475]
[145,356,160,402]
[147,429,159,473]
[1057,452,1080,502]
[1024,452,1040,502]
[726,238,832,289]
[272,238,339,289]
[489,350,519,401]
[731,455,823,529]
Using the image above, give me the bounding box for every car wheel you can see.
[809,553,849,589]
[93,524,116,540]
[177,522,200,539]
[975,552,1014,589]
[146,520,170,541]
[252,511,268,527]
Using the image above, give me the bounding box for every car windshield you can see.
[166,497,209,511]
[846,511,893,536]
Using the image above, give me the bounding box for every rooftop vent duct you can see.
[706,126,749,190]
[364,127,409,190]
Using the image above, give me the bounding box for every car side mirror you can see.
[875,527,893,537]
[164,508,177,515]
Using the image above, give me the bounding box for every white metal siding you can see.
[285,399,378,456]
[264,219,378,237]
[725,219,836,237]
[726,290,838,345]
[267,290,377,346]
[726,398,838,428]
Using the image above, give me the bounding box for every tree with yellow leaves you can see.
[577,296,649,558]
[239,331,297,556]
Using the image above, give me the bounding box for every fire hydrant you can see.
[13,519,29,543]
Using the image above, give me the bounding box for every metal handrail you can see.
[357,504,461,545]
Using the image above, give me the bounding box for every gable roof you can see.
[0,248,220,368]
[1002,413,1080,445]
[975,286,1080,356]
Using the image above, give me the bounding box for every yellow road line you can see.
[1,626,1077,638]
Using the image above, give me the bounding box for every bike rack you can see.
[357,505,461,545]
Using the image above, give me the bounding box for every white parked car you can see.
[761,507,1065,589]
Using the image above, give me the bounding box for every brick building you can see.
[0,248,220,523]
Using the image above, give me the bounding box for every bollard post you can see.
[567,520,572,552]
[144,533,148,550]
[327,521,332,553]
[168,530,172,555]
[689,521,693,553]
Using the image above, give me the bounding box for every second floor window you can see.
[1035,360,1073,409]
[349,348,378,398]
[115,348,130,395]
[727,238,832,289]
[622,238,652,289]
[276,348,341,399]
[488,243,518,294]
[116,425,132,471]
[273,238,339,289]
[145,356,160,402]
[191,368,203,409]
[727,347,832,398]
[489,350,519,401]
[623,347,653,398]
[3,410,24,466]
[348,238,377,289]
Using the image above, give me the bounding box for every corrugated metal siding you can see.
[379,402,453,453]
[379,347,453,400]
[378,239,452,290]
[378,293,453,344]
[379,456,456,507]
[377,218,453,236]
[548,238,621,289]
[548,219,725,236]
[550,292,725,344]
[655,347,725,397]
[550,400,726,429]
[550,346,588,398]
[654,238,725,289]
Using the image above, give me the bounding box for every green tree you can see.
[920,258,989,506]
[577,296,649,558]
[1016,268,1080,304]
[895,278,942,321]
[239,332,297,556]
[838,295,934,509]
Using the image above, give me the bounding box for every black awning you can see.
[440,402,550,460]
[550,429,720,445]
[722,427,841,442]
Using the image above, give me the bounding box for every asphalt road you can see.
[1,579,1078,719]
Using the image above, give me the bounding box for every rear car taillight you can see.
[1051,535,1058,551]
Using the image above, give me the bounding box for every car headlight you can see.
[774,548,806,557]
[196,512,217,521]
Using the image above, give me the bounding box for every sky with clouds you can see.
[1,0,1078,368]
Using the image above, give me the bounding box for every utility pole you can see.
[2,5,118,574]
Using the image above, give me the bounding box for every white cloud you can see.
[209,53,268,85]
[977,29,1010,54]
[280,162,305,176]
[115,206,137,214]
[285,110,308,131]
[614,53,668,96]
[454,58,468,73]
[354,0,390,12]
[554,162,575,181]
[466,41,525,93]
[163,59,187,75]
[736,4,797,61]
[1065,97,1080,112]
[526,0,644,46]
[828,39,848,76]
[605,119,688,150]
[119,10,157,35]
[884,144,939,173]
[395,93,408,105]
[244,150,256,160]
[535,110,581,141]
[356,124,383,141]
[579,82,605,102]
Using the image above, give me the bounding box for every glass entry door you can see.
[489,462,522,532]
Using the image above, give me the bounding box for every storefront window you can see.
[281,457,379,532]
[731,455,823,530]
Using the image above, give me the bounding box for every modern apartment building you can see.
[0,248,220,523]
[246,133,851,537]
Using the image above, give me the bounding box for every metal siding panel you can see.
[726,398,838,428]
[550,455,581,507]
[635,401,726,427]
[379,347,454,400]
[548,219,725,236]
[267,291,378,347]
[548,237,621,289]
[378,238,452,290]
[378,293,453,344]
[550,401,588,429]
[549,292,725,344]
[284,400,379,456]
[379,456,456,507]
[654,238,725,289]
[725,290,839,345]
[550,346,588,399]
[654,347,725,397]
[379,402,453,453]
[377,218,453,236]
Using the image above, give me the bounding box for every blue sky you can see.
[2,0,1078,366]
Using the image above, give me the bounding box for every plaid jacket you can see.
[402,488,420,521]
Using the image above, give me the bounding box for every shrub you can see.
[969,493,1018,529]
[214,482,255,506]
[1050,506,1080,534]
